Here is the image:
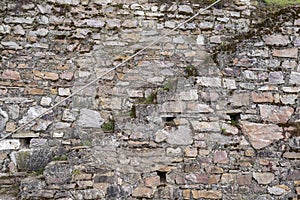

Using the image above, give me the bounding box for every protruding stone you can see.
[58,88,71,96]
[0,108,8,132]
[197,77,222,87]
[229,93,250,107]
[1,69,21,81]
[252,92,274,103]
[0,139,20,150]
[192,190,222,199]
[161,101,185,113]
[166,126,193,145]
[240,121,283,149]
[179,90,198,101]
[259,105,293,123]
[213,151,229,164]
[273,48,298,58]
[253,172,274,185]
[269,71,284,84]
[132,187,153,198]
[40,97,52,106]
[78,109,104,128]
[264,34,290,46]
[155,129,168,143]
[144,176,160,187]
[221,123,238,135]
[178,5,193,14]
[33,70,59,81]
[268,185,290,195]
[289,72,300,85]
[191,121,220,132]
[1,41,22,50]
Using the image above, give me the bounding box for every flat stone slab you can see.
[77,108,104,128]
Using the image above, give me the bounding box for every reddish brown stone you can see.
[259,105,294,123]
[184,148,197,157]
[264,34,290,46]
[295,18,300,26]
[213,151,229,164]
[183,189,190,199]
[132,187,153,198]
[273,48,298,58]
[237,174,252,185]
[252,92,274,103]
[33,70,59,81]
[283,152,300,159]
[185,173,209,184]
[144,176,160,187]
[192,190,222,199]
[24,88,46,95]
[241,121,283,149]
[208,175,220,184]
[1,70,20,80]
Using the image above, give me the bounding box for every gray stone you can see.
[240,121,283,149]
[289,72,300,85]
[155,129,168,143]
[0,25,11,34]
[191,121,220,132]
[4,17,34,24]
[13,25,25,35]
[19,106,53,131]
[179,90,198,101]
[264,34,290,46]
[161,101,185,113]
[269,71,284,84]
[197,77,222,87]
[40,97,52,106]
[166,126,193,145]
[0,108,8,132]
[106,19,121,29]
[230,93,250,107]
[0,139,20,150]
[196,35,205,45]
[58,88,71,96]
[14,148,52,171]
[273,48,298,58]
[259,105,294,123]
[268,185,290,195]
[178,5,193,14]
[1,41,22,50]
[56,0,80,5]
[186,103,214,113]
[62,109,77,122]
[78,109,104,128]
[7,105,19,120]
[253,173,274,185]
[280,94,297,105]
[44,163,72,184]
[200,22,214,30]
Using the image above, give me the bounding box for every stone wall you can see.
[0,0,300,199]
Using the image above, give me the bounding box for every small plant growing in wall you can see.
[102,118,115,133]
[138,91,157,104]
[184,65,197,77]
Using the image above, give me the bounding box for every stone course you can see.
[0,0,300,199]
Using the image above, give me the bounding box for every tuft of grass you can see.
[231,120,239,126]
[72,169,81,175]
[162,81,173,92]
[102,119,115,132]
[185,65,197,77]
[52,155,68,161]
[138,91,157,104]
[264,0,300,6]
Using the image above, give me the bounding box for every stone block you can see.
[161,101,185,113]
[289,72,300,85]
[185,173,209,184]
[259,105,293,123]
[1,70,20,80]
[269,71,284,84]
[166,126,193,145]
[179,90,198,101]
[197,77,222,87]
[240,121,283,149]
[251,92,274,103]
[253,172,274,185]
[264,34,290,46]
[77,109,104,128]
[191,121,220,132]
[229,92,250,107]
[0,139,20,150]
[273,48,298,58]
[144,176,160,187]
[213,150,229,164]
[132,187,153,198]
[192,190,222,199]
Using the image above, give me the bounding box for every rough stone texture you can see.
[253,173,275,185]
[241,121,283,149]
[77,109,104,128]
[0,1,300,199]
[259,105,294,123]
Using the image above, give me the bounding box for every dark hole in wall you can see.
[157,171,167,183]
[20,138,31,148]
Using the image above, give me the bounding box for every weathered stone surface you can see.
[33,70,59,80]
[229,93,250,107]
[186,103,214,113]
[268,185,290,195]
[19,106,53,131]
[77,109,104,128]
[166,126,193,145]
[264,34,290,46]
[197,77,222,87]
[0,108,8,132]
[253,173,274,185]
[0,139,20,150]
[178,5,193,14]
[240,121,283,149]
[289,72,300,85]
[191,121,220,132]
[132,187,153,198]
[40,97,52,106]
[180,89,198,101]
[269,71,284,84]
[283,152,300,159]
[213,151,229,164]
[259,105,293,123]
[161,101,185,113]
[58,88,71,96]
[4,17,34,24]
[56,0,80,5]
[144,176,160,187]
[192,190,222,199]
[1,70,20,80]
[273,48,298,58]
[154,129,168,143]
[44,163,72,184]
[252,92,274,103]
[185,173,209,184]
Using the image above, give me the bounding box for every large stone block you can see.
[240,121,283,149]
[264,34,290,46]
[191,121,220,132]
[289,72,300,85]
[166,126,193,145]
[0,139,20,150]
[77,109,104,128]
[273,48,298,58]
[259,105,293,123]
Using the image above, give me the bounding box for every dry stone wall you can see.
[0,0,300,199]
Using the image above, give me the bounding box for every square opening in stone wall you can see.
[157,171,167,183]
[161,115,176,127]
[228,113,241,126]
